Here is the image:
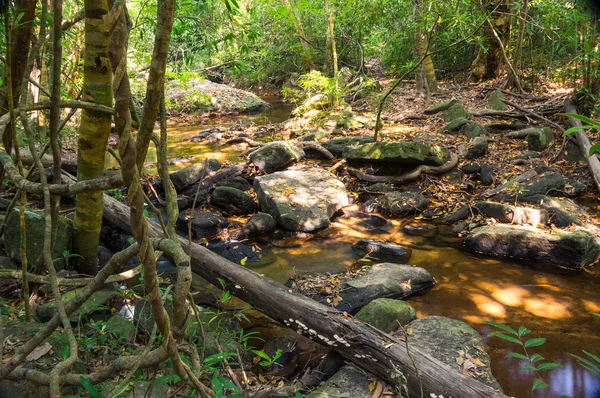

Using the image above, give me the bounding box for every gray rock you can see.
[306,365,372,398]
[338,263,435,313]
[322,135,374,157]
[298,129,329,142]
[474,201,548,225]
[461,162,481,174]
[380,191,428,218]
[0,256,17,270]
[463,121,486,139]
[344,141,450,166]
[169,158,221,192]
[254,167,348,232]
[423,98,460,115]
[479,164,494,186]
[234,213,277,239]
[441,103,469,122]
[4,209,71,269]
[249,141,305,172]
[401,316,500,389]
[216,176,251,191]
[496,170,564,200]
[465,225,600,270]
[176,210,228,239]
[467,137,488,159]
[489,89,506,110]
[210,186,256,215]
[352,239,411,262]
[443,206,470,224]
[507,127,554,152]
[521,195,591,227]
[356,298,416,332]
[484,120,527,132]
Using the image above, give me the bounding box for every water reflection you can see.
[245,205,600,397]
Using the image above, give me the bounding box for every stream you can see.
[147,99,599,397]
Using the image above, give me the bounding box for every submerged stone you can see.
[351,239,411,262]
[338,263,435,313]
[254,167,348,232]
[343,141,449,166]
[465,225,600,270]
[380,191,428,218]
[356,298,416,332]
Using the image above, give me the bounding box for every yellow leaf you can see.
[406,327,413,335]
[240,257,247,266]
[258,374,267,383]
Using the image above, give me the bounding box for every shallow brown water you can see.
[161,101,599,397]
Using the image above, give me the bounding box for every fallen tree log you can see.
[563,99,600,194]
[101,191,508,398]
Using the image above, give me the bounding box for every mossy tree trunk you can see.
[414,0,437,96]
[470,0,512,81]
[72,0,113,275]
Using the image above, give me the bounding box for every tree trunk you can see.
[72,0,113,275]
[414,0,437,95]
[564,99,600,193]
[324,0,338,106]
[470,0,512,81]
[505,0,528,90]
[281,0,314,70]
[100,192,510,398]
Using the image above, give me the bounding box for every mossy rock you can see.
[4,208,72,269]
[424,98,460,115]
[343,141,449,166]
[441,117,470,133]
[441,103,469,122]
[356,298,416,332]
[34,288,119,323]
[489,89,506,110]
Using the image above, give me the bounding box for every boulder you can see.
[489,89,506,110]
[443,206,470,224]
[507,127,554,152]
[306,365,372,398]
[221,242,268,265]
[337,263,435,313]
[249,141,305,172]
[169,158,221,192]
[380,191,428,218]
[351,239,411,262]
[521,195,591,227]
[465,225,600,270]
[399,316,500,389]
[254,167,349,232]
[4,209,72,269]
[423,98,460,115]
[355,298,416,332]
[463,121,486,139]
[496,169,564,200]
[461,162,481,174]
[484,120,527,132]
[478,164,494,186]
[210,186,256,215]
[298,129,329,142]
[163,78,267,113]
[474,201,548,225]
[176,210,228,240]
[441,117,470,133]
[467,137,488,159]
[343,141,449,166]
[321,136,373,157]
[35,288,118,322]
[441,103,469,122]
[233,213,277,239]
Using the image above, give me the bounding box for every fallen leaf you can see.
[26,343,52,361]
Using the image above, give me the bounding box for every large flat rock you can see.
[254,167,349,232]
[343,141,449,166]
[337,263,435,313]
[464,225,600,270]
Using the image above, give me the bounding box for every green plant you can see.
[561,113,600,156]
[251,348,283,368]
[486,322,563,392]
[105,188,125,201]
[569,313,600,376]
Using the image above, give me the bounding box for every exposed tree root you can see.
[347,152,458,184]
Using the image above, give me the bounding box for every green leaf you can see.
[559,113,600,128]
[211,376,224,398]
[80,376,102,398]
[530,353,545,362]
[203,352,236,366]
[517,326,531,337]
[532,378,549,391]
[251,350,272,361]
[524,338,546,348]
[522,364,537,371]
[505,352,529,360]
[486,321,518,336]
[562,125,591,136]
[570,353,600,376]
[582,350,600,364]
[154,374,181,386]
[489,332,523,345]
[589,143,600,157]
[536,362,564,371]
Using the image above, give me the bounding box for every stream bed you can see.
[155,99,599,397]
